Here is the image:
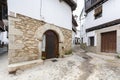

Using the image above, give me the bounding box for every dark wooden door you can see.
[45,30,58,59]
[101,31,116,53]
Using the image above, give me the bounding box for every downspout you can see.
[40,0,44,19]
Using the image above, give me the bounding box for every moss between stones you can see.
[65,49,72,55]
[117,54,120,59]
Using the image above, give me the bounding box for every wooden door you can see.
[101,31,116,53]
[45,30,59,59]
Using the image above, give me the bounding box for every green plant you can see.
[80,43,87,50]
[117,54,120,58]
[41,56,46,60]
[65,49,72,55]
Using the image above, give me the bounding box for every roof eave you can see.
[63,0,77,11]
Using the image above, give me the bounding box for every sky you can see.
[73,0,84,30]
[73,0,84,17]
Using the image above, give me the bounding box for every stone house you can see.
[0,0,8,47]
[80,0,120,54]
[8,0,77,71]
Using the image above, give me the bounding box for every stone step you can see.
[8,59,43,73]
[87,52,115,60]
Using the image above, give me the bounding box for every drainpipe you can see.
[40,0,44,20]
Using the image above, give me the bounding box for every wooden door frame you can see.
[43,30,59,59]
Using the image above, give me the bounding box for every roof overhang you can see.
[72,15,78,33]
[72,15,78,26]
[72,26,77,33]
[62,0,77,11]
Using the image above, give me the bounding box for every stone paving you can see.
[73,45,120,80]
[0,46,8,55]
[1,54,85,80]
[0,45,120,80]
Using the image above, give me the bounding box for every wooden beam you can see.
[86,19,120,32]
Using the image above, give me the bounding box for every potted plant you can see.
[41,56,46,60]
[41,51,46,60]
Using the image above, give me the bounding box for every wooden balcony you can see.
[85,0,108,13]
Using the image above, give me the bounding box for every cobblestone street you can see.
[0,45,120,80]
[0,52,8,80]
[74,45,120,80]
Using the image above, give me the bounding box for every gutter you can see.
[62,0,77,11]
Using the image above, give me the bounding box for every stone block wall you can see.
[9,13,72,64]
[9,14,45,64]
[117,29,120,53]
[60,27,72,54]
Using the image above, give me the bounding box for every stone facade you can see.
[9,13,72,64]
[86,46,97,53]
[85,24,120,54]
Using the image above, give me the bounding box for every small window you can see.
[42,35,46,52]
[89,36,94,46]
[81,37,83,43]
[94,5,102,19]
[91,0,97,5]
[86,0,90,2]
[0,5,2,20]
[2,5,8,19]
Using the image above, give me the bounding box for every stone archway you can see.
[35,24,64,58]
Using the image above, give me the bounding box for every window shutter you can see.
[94,5,102,16]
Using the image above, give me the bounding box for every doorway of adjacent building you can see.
[101,31,116,53]
[44,30,59,59]
[0,0,8,55]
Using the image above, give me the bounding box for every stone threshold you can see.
[86,52,116,60]
[8,59,43,73]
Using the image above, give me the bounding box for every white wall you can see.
[81,0,120,46]
[84,0,120,29]
[8,0,41,20]
[8,0,72,30]
[80,8,86,43]
[75,30,80,38]
[0,31,8,44]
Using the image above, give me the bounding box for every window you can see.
[42,35,46,52]
[89,36,94,46]
[81,37,83,43]
[86,0,90,2]
[91,0,97,5]
[94,5,102,19]
[0,5,2,20]
[0,1,8,20]
[2,5,8,19]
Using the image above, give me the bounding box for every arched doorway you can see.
[42,30,59,59]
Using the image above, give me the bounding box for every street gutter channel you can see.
[77,52,95,80]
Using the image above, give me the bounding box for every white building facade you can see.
[81,0,120,53]
[8,0,77,71]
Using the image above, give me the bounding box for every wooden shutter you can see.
[94,5,102,16]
